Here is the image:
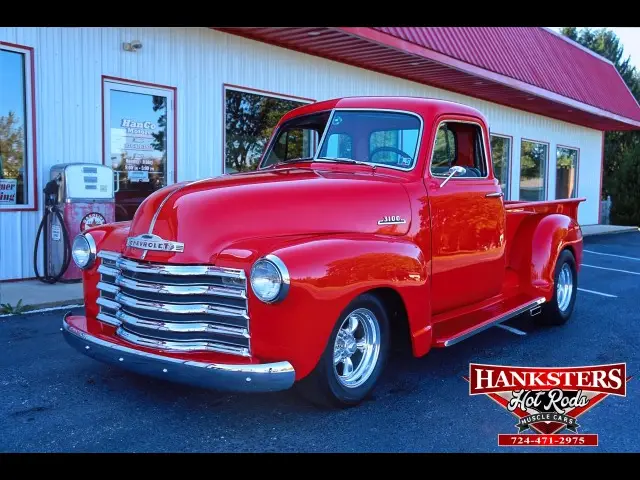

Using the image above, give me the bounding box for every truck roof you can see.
[280,96,488,124]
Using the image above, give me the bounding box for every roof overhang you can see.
[215,27,640,131]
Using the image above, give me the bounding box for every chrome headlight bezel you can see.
[250,254,290,304]
[71,233,97,270]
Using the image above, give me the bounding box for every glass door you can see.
[103,80,175,221]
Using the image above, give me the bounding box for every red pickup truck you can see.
[64,97,584,407]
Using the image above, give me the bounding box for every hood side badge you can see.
[378,216,407,226]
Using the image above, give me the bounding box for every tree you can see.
[150,95,166,153]
[0,111,25,179]
[560,27,640,224]
[225,90,304,173]
[610,142,640,226]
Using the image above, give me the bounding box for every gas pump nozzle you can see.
[43,174,62,207]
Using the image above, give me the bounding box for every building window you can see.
[519,139,548,201]
[224,86,312,173]
[556,146,579,199]
[490,135,511,198]
[0,44,35,210]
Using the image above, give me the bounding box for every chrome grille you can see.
[96,251,250,357]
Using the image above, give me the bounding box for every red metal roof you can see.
[215,27,640,131]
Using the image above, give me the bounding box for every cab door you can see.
[425,118,506,315]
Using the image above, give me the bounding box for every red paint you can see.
[70,97,585,384]
[101,76,178,183]
[216,27,640,131]
[0,41,38,212]
[222,84,315,174]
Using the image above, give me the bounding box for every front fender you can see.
[81,222,131,320]
[217,234,429,380]
[511,214,583,301]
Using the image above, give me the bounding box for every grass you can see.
[0,299,30,315]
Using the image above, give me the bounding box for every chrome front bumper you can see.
[61,313,295,393]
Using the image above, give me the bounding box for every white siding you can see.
[0,27,603,280]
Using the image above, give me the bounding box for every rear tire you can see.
[536,249,578,326]
[296,293,390,408]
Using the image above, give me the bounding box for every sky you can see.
[549,27,640,70]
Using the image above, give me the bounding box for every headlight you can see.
[71,233,97,270]
[250,254,290,303]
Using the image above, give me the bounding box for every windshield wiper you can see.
[266,157,314,168]
[316,157,374,167]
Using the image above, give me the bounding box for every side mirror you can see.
[440,166,466,188]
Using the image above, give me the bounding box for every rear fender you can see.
[510,214,583,301]
[218,234,430,380]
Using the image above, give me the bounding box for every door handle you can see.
[485,192,504,198]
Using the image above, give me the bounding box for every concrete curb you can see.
[0,299,84,317]
[582,227,638,237]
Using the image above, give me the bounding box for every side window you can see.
[325,133,353,159]
[431,125,456,174]
[430,122,488,178]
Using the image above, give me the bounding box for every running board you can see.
[442,297,546,347]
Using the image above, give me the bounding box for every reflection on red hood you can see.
[124,167,412,264]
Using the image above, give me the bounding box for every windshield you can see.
[317,110,422,169]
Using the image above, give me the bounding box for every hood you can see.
[124,167,412,264]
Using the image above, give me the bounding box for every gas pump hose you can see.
[33,206,72,284]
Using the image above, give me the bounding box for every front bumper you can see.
[61,313,296,393]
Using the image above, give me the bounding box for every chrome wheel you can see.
[556,263,574,313]
[333,308,381,389]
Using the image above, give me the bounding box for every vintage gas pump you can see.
[34,163,115,283]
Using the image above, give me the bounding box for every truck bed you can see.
[505,198,584,250]
[504,198,584,221]
[504,197,585,278]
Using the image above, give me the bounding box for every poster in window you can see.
[0,178,17,205]
[109,90,168,191]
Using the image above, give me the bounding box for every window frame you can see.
[223,84,315,175]
[489,132,513,199]
[428,119,490,180]
[0,41,37,212]
[519,138,550,201]
[314,108,425,172]
[555,144,580,199]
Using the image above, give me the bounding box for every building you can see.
[1,27,639,281]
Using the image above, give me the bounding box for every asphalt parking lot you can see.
[1,232,639,453]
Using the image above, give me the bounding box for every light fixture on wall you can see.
[123,40,143,52]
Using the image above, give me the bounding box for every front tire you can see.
[296,293,390,408]
[536,249,578,326]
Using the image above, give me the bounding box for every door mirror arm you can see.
[439,166,466,188]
